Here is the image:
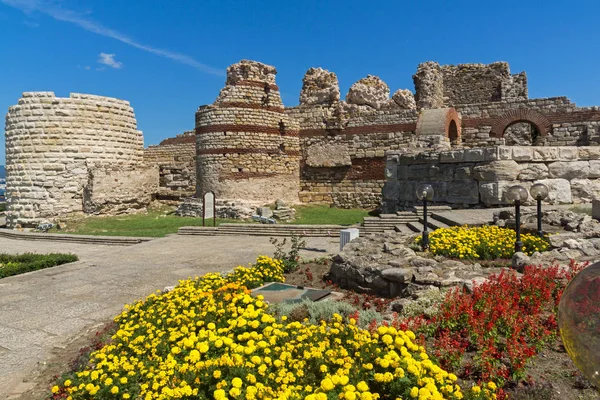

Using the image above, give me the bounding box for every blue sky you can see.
[1,0,600,164]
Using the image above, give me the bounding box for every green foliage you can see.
[0,202,5,212]
[399,288,446,319]
[0,253,79,278]
[269,234,307,273]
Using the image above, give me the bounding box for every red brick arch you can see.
[489,109,553,138]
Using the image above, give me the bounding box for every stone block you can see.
[463,148,485,162]
[589,160,600,178]
[511,147,533,161]
[429,164,454,182]
[439,150,463,163]
[536,178,572,204]
[447,181,479,204]
[558,147,579,161]
[548,161,590,180]
[407,164,431,180]
[532,147,559,161]
[479,181,531,206]
[453,164,473,181]
[518,163,549,181]
[473,160,520,181]
[484,146,512,161]
[570,179,600,203]
[578,147,600,160]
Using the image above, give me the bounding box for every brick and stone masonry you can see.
[4,92,157,228]
[194,60,301,204]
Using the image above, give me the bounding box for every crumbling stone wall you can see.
[83,164,159,214]
[4,92,144,228]
[144,131,196,200]
[382,146,600,212]
[413,62,527,109]
[195,60,301,204]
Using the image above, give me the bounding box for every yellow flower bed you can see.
[52,256,495,400]
[416,226,549,259]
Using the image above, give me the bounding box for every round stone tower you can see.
[195,60,300,203]
[4,92,143,228]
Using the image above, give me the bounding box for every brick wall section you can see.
[5,92,144,228]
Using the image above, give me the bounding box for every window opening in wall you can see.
[503,121,540,146]
[238,167,243,172]
[279,143,285,152]
[223,131,227,136]
[448,120,459,146]
[278,120,286,136]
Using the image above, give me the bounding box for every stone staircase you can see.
[178,223,349,237]
[361,206,456,235]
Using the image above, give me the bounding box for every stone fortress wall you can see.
[194,60,301,204]
[382,146,600,212]
[143,130,196,201]
[4,92,156,228]
[146,60,600,210]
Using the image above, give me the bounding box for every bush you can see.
[416,226,549,260]
[394,260,588,390]
[51,256,495,400]
[0,253,78,278]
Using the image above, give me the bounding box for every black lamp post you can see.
[416,183,434,251]
[530,182,549,237]
[506,185,529,253]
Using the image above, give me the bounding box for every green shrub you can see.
[0,253,79,278]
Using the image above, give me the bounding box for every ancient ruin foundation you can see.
[4,92,156,228]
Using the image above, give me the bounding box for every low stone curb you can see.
[0,229,154,246]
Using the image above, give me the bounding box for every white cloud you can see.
[1,0,224,76]
[98,52,122,69]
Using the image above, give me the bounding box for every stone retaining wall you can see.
[4,92,144,228]
[382,146,600,211]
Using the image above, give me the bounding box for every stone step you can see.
[419,217,450,230]
[430,213,461,227]
[0,229,152,246]
[395,224,415,234]
[362,219,418,226]
[407,221,425,233]
[396,211,417,217]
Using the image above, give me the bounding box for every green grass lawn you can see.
[50,210,241,237]
[0,253,79,279]
[289,204,370,225]
[49,205,371,237]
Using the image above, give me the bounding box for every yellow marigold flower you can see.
[487,382,497,391]
[214,389,226,399]
[356,381,369,392]
[111,386,119,394]
[410,387,419,398]
[320,378,335,392]
[232,377,243,388]
[472,386,481,394]
[51,386,60,394]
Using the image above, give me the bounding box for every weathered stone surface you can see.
[346,75,390,109]
[299,67,340,106]
[391,89,416,110]
[536,179,572,204]
[473,160,521,181]
[518,163,549,180]
[381,268,412,283]
[305,144,351,167]
[511,252,530,272]
[548,161,590,180]
[570,179,600,203]
[446,181,479,204]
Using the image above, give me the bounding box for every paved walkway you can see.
[0,234,340,398]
